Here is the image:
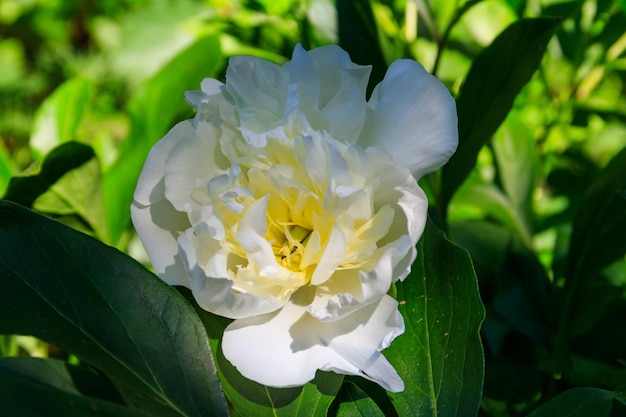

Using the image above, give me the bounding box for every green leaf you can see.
[32,155,109,242]
[103,34,221,245]
[3,142,94,208]
[30,78,94,156]
[337,0,387,93]
[441,17,560,214]
[526,388,625,417]
[0,140,15,196]
[0,201,228,417]
[386,219,485,416]
[566,147,626,282]
[452,176,533,248]
[0,356,124,404]
[335,381,385,417]
[0,357,153,417]
[491,110,537,233]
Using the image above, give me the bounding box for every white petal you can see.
[178,229,284,319]
[133,120,194,206]
[311,223,346,285]
[163,122,226,212]
[222,293,404,391]
[359,60,458,179]
[130,198,189,285]
[297,45,371,141]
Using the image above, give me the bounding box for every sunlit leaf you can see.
[441,17,560,215]
[30,78,94,156]
[33,155,108,242]
[566,148,626,282]
[386,219,485,416]
[0,202,228,417]
[3,142,94,208]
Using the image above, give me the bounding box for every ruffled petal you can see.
[359,60,458,179]
[163,122,228,212]
[178,229,284,319]
[287,44,371,141]
[130,198,189,285]
[133,120,193,206]
[222,293,404,392]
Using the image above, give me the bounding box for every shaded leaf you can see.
[441,17,560,214]
[3,142,94,208]
[0,356,124,405]
[386,219,485,416]
[526,388,625,417]
[566,147,626,282]
[335,381,385,417]
[0,202,228,417]
[337,0,387,93]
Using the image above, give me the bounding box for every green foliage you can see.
[386,219,484,417]
[1,0,625,416]
[0,202,228,417]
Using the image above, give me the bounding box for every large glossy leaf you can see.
[30,78,94,155]
[0,356,152,416]
[2,142,94,208]
[526,388,626,417]
[440,17,560,214]
[0,202,228,417]
[386,219,485,417]
[103,34,221,245]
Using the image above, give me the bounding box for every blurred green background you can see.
[1,0,625,416]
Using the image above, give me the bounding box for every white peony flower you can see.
[131,44,457,392]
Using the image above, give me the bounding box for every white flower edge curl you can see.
[131,44,458,393]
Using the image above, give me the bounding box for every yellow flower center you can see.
[268,222,312,271]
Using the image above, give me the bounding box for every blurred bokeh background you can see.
[1,0,625,415]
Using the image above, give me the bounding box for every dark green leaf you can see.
[0,357,152,417]
[337,0,387,93]
[441,17,560,214]
[386,219,485,416]
[526,388,624,417]
[3,142,94,208]
[0,356,124,405]
[566,148,626,282]
[0,202,228,417]
[103,34,221,245]
[335,381,385,417]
